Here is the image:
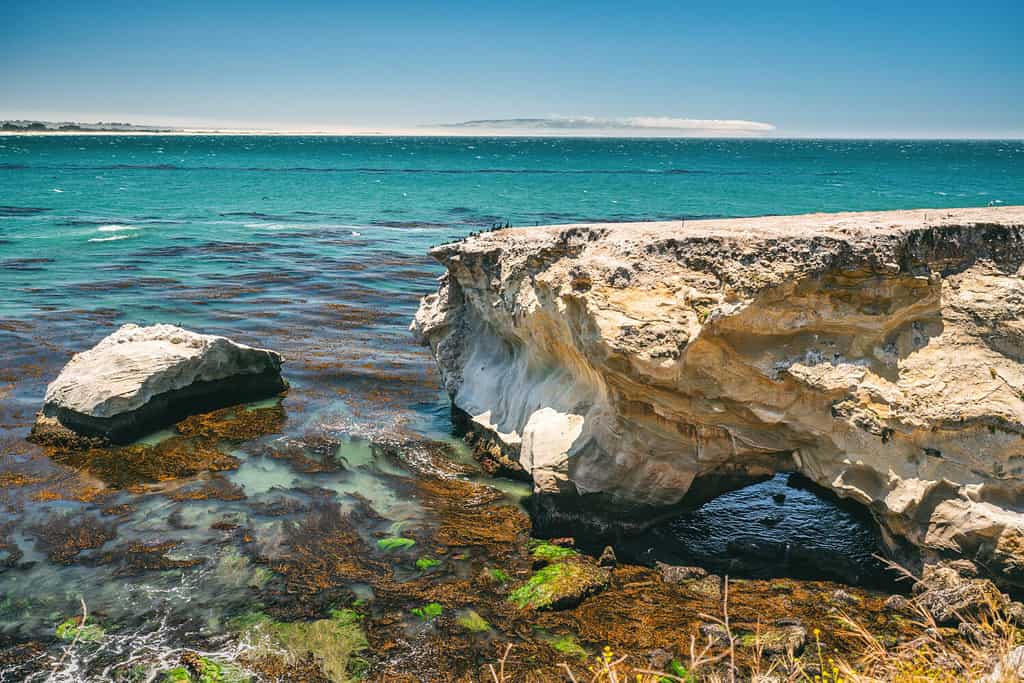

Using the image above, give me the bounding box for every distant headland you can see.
[1,119,181,133]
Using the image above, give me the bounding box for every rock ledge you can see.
[413,206,1024,586]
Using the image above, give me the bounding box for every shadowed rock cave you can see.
[529,472,898,591]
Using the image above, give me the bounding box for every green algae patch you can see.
[509,560,610,610]
[456,609,490,633]
[161,668,192,683]
[415,556,440,570]
[529,540,578,563]
[165,655,251,683]
[376,536,415,552]
[486,567,510,584]
[231,609,368,682]
[411,602,443,621]
[55,616,105,643]
[547,633,587,660]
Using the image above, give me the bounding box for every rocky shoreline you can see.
[414,206,1024,591]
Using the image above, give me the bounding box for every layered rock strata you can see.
[32,323,286,444]
[413,206,1024,586]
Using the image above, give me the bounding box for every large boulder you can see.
[31,324,286,444]
[412,206,1024,586]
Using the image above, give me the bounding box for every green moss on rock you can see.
[509,560,610,610]
[529,541,578,563]
[455,609,490,632]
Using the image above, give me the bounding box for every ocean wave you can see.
[12,163,754,176]
[0,205,50,216]
[97,224,140,232]
[88,235,133,242]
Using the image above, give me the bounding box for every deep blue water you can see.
[0,136,1021,679]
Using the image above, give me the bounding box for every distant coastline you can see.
[0,120,1020,139]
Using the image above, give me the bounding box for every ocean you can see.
[1,135,1022,680]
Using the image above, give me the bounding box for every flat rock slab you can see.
[32,323,286,444]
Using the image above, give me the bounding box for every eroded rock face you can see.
[412,207,1024,586]
[32,324,286,444]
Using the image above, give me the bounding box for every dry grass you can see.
[486,572,1024,683]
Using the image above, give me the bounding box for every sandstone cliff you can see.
[413,206,1024,585]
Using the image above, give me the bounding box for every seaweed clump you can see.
[233,609,369,682]
[176,404,286,441]
[162,652,251,682]
[50,436,239,488]
[29,514,116,564]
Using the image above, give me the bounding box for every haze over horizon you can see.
[3,0,1023,139]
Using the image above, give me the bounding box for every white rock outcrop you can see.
[33,323,286,443]
[413,206,1024,585]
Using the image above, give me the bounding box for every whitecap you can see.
[88,235,131,242]
[52,188,63,193]
[351,231,362,236]
[97,224,140,232]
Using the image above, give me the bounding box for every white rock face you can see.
[36,323,285,442]
[413,206,1024,585]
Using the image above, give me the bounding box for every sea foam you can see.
[96,224,140,232]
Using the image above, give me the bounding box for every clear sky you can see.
[3,0,1022,138]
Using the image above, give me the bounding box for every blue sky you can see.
[3,0,1022,137]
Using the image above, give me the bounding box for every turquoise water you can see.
[1,136,1023,680]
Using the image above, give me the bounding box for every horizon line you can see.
[1,129,1022,141]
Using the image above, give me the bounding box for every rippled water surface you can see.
[1,136,1023,679]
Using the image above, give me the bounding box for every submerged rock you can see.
[413,206,1024,587]
[32,323,286,444]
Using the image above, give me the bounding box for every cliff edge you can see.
[413,206,1024,585]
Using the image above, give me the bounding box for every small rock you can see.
[656,561,708,584]
[598,545,617,568]
[687,574,724,599]
[744,623,807,656]
[883,594,909,612]
[646,648,673,670]
[945,559,980,578]
[548,537,575,548]
[699,622,729,645]
[829,589,862,606]
[983,645,1024,682]
[772,493,786,504]
[913,565,1006,624]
